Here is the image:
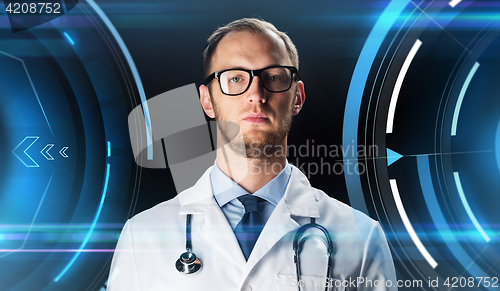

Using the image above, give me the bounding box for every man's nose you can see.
[245,76,266,103]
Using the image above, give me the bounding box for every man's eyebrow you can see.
[224,66,248,71]
[222,64,285,71]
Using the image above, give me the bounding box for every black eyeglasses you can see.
[205,66,299,96]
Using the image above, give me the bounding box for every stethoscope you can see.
[175,214,202,274]
[293,217,335,291]
[176,214,335,291]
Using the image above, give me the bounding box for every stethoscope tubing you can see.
[177,215,335,291]
[176,214,202,274]
[293,218,334,291]
[186,213,193,251]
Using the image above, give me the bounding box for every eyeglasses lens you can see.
[219,67,292,95]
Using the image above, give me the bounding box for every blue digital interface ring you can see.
[343,0,500,289]
[0,1,143,290]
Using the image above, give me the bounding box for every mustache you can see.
[242,106,274,118]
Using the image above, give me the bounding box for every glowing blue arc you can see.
[451,62,479,136]
[390,179,438,268]
[54,163,111,282]
[343,0,410,215]
[496,119,500,173]
[386,39,422,134]
[63,32,75,45]
[86,0,153,160]
[453,172,490,242]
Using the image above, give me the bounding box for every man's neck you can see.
[215,144,287,194]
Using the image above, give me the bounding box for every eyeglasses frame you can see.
[204,65,299,96]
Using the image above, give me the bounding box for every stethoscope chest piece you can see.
[176,251,202,274]
[176,214,202,274]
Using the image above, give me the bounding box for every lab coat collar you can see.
[177,166,214,213]
[177,165,320,217]
[178,166,248,270]
[281,165,320,218]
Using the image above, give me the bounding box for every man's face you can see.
[200,30,305,158]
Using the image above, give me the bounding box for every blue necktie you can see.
[234,194,264,260]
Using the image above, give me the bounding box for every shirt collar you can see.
[210,160,292,207]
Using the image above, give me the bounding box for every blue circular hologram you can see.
[0,1,142,290]
[341,0,500,288]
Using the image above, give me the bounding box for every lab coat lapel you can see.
[241,166,320,280]
[178,167,247,271]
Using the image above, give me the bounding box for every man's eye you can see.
[268,75,283,82]
[229,76,243,83]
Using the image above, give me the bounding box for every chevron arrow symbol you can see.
[12,136,40,167]
[59,147,69,158]
[40,144,54,160]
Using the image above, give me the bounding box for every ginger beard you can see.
[211,97,295,160]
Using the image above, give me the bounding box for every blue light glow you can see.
[107,141,111,157]
[54,163,111,282]
[451,62,479,136]
[453,172,490,242]
[63,32,75,46]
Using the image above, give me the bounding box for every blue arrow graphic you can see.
[41,144,54,160]
[387,148,403,166]
[12,136,40,167]
[59,147,69,158]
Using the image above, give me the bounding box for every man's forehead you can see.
[210,30,291,70]
[221,29,284,47]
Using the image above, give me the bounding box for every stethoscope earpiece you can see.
[175,251,202,274]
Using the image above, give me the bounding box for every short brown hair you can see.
[202,18,299,79]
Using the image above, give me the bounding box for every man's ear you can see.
[293,81,306,115]
[199,84,215,118]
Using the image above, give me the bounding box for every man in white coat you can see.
[109,18,397,291]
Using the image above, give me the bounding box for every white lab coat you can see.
[108,165,397,291]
